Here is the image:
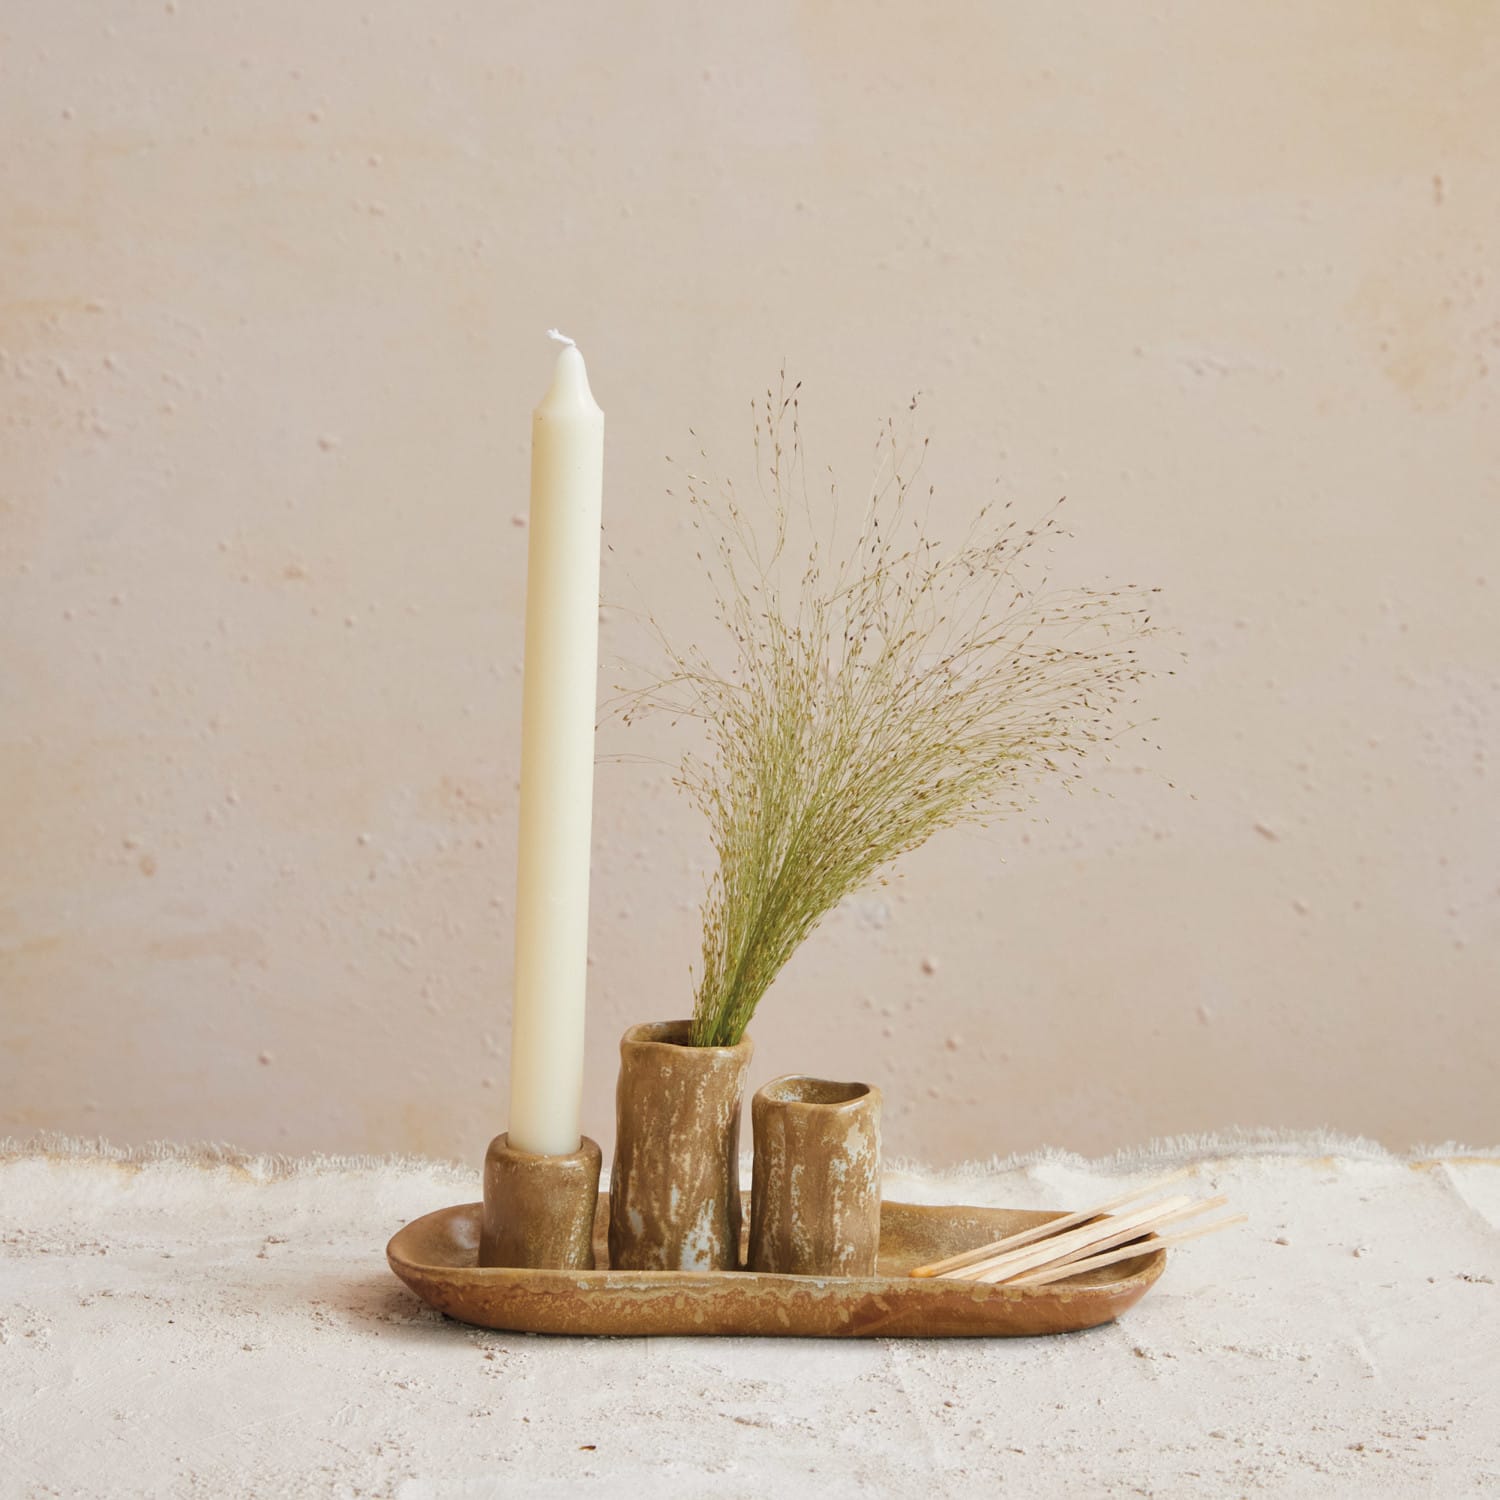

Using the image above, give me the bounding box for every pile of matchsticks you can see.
[908,1170,1246,1286]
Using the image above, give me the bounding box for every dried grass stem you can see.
[617,381,1159,1047]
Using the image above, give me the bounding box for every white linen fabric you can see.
[3,1134,1497,1498]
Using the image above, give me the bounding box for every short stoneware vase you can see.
[747,1076,883,1277]
[479,1132,602,1270]
[608,1020,753,1271]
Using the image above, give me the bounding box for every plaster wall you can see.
[3,2,1497,1162]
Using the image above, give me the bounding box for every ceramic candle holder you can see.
[479,1132,602,1270]
[748,1075,883,1276]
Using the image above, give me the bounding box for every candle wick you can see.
[546,328,577,348]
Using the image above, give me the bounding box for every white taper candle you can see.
[507,332,604,1156]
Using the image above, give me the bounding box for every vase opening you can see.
[621,1019,750,1053]
[759,1077,871,1108]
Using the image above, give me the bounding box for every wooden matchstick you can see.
[959,1194,1197,1283]
[976,1194,1229,1283]
[1004,1214,1248,1287]
[908,1167,1193,1279]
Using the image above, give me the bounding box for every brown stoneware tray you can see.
[387,1195,1166,1337]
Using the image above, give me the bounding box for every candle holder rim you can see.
[486,1130,602,1167]
[620,1018,753,1058]
[756,1074,881,1111]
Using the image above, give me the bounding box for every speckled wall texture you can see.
[3,3,1497,1164]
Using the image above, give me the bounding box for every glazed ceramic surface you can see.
[749,1076,882,1276]
[389,1196,1166,1338]
[608,1020,752,1271]
[479,1132,602,1270]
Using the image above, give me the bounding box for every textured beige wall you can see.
[3,2,1497,1165]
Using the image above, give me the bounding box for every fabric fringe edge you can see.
[4,1125,1495,1184]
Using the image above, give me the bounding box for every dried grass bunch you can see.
[621,381,1160,1047]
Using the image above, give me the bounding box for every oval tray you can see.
[387,1195,1166,1338]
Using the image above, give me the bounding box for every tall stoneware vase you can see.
[608,1020,753,1271]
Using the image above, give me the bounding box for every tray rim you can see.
[387,1197,1168,1338]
